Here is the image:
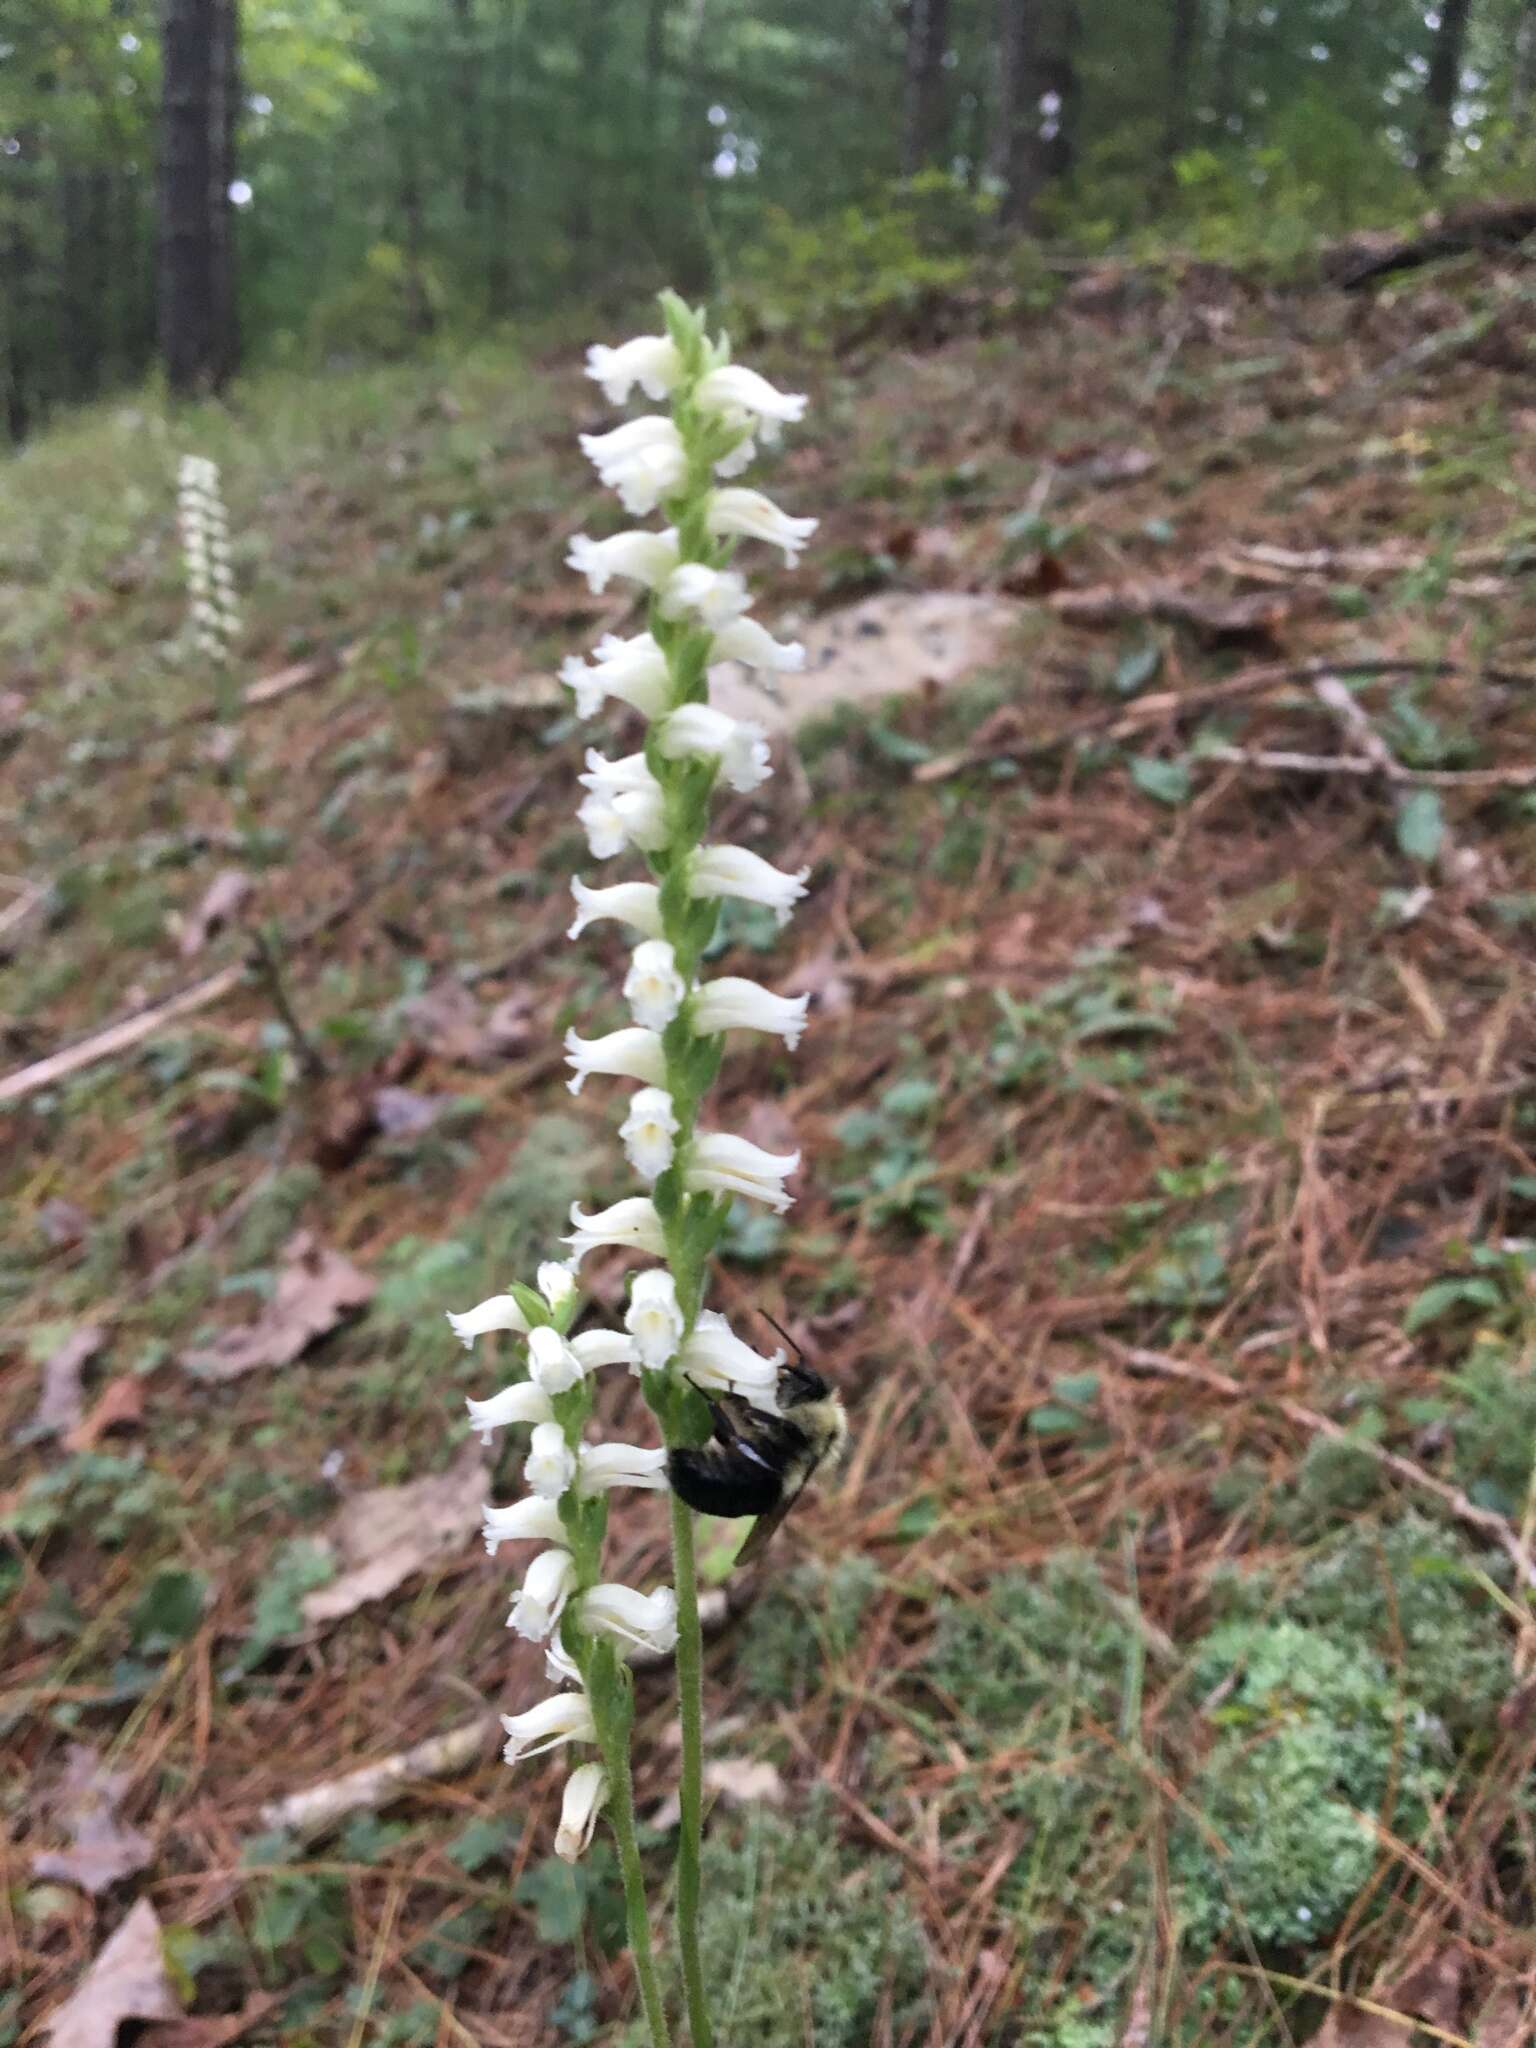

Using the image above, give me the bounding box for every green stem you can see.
[602,1731,674,2048]
[669,1491,715,2048]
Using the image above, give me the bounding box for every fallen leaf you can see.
[44,1898,181,2047]
[65,1378,146,1453]
[371,1086,451,1138]
[1000,550,1071,597]
[651,1756,785,1829]
[1473,1985,1532,2047]
[301,1442,488,1625]
[985,910,1038,972]
[39,1198,90,1250]
[1303,1948,1464,2048]
[180,1232,374,1381]
[243,655,334,706]
[785,952,854,1020]
[483,992,535,1055]
[177,870,251,960]
[34,1747,153,1898]
[23,1326,108,1443]
[1059,442,1159,488]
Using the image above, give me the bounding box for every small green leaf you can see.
[515,1857,586,1944]
[1130,755,1190,806]
[131,1568,207,1653]
[446,1816,516,1875]
[1403,1275,1502,1334]
[1115,642,1162,697]
[1028,1404,1082,1436]
[896,1494,941,1540]
[1395,789,1444,864]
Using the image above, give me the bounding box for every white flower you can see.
[560,632,670,721]
[502,1689,596,1764]
[545,1637,583,1687]
[564,1025,666,1096]
[690,844,810,925]
[527,1325,588,1397]
[465,1380,556,1446]
[578,415,688,516]
[564,1196,667,1263]
[538,1262,578,1311]
[687,1131,800,1212]
[555,1761,610,1863]
[525,1420,579,1499]
[570,1329,638,1371]
[576,1440,670,1495]
[569,878,664,941]
[580,1582,678,1657]
[482,1493,567,1555]
[681,1309,784,1407]
[658,703,772,794]
[659,563,750,630]
[509,1546,579,1641]
[619,1086,679,1181]
[707,487,818,564]
[626,1268,684,1368]
[567,528,681,594]
[585,334,683,405]
[697,364,808,427]
[710,616,807,671]
[623,938,688,1031]
[713,430,759,479]
[690,975,809,1047]
[577,751,668,858]
[446,1294,531,1349]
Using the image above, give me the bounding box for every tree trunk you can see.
[1511,0,1536,145]
[451,0,483,231]
[1039,0,1081,184]
[212,0,240,385]
[903,0,952,175]
[1418,0,1473,179]
[989,0,1036,223]
[158,0,235,395]
[1160,0,1200,189]
[4,188,33,443]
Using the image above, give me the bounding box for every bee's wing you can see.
[734,1467,814,1566]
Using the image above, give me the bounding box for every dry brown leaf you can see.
[1304,1948,1464,2048]
[34,1748,153,1898]
[39,1198,90,1250]
[180,1232,373,1382]
[24,1325,108,1443]
[300,1441,487,1625]
[784,952,855,1020]
[64,1377,146,1453]
[371,1086,451,1138]
[1474,1985,1532,2047]
[177,870,251,959]
[44,1898,181,2047]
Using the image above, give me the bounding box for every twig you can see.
[1198,744,1536,790]
[252,925,329,1080]
[258,1716,501,1839]
[1109,1342,1536,1588]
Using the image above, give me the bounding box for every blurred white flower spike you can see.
[451,292,818,2046]
[176,454,240,664]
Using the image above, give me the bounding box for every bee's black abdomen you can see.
[667,1445,783,1520]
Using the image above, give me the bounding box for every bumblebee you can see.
[667,1332,848,1565]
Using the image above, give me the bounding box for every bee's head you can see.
[778,1361,830,1408]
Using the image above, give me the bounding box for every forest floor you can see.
[7,250,1536,2048]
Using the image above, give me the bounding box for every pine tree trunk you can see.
[1039,0,1081,184]
[4,187,33,443]
[1511,0,1536,144]
[158,0,224,395]
[903,0,952,175]
[989,0,1037,224]
[1418,0,1473,178]
[211,0,240,385]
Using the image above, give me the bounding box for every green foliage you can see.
[624,1803,930,2048]
[239,1538,336,1669]
[3,1452,178,1549]
[724,175,1013,354]
[514,1842,626,1956]
[1175,1617,1450,1946]
[832,1073,947,1235]
[737,1555,880,1706]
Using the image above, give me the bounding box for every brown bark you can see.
[1160,0,1201,187]
[903,0,953,175]
[158,0,238,395]
[1417,0,1474,179]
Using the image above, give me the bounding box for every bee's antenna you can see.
[759,1310,805,1369]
